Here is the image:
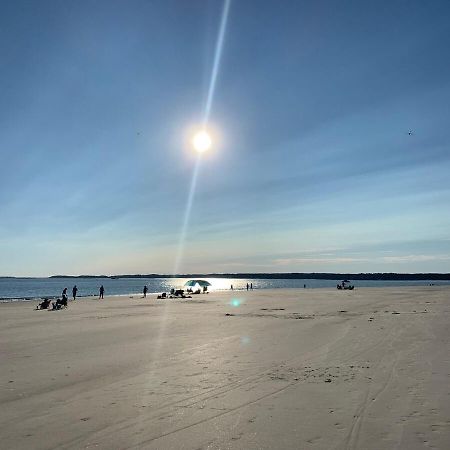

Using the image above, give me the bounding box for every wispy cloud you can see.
[274,254,450,267]
[381,254,450,263]
[274,257,369,266]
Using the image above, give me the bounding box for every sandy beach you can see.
[1,287,449,449]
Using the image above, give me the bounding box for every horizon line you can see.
[2,272,450,280]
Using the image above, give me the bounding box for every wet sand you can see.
[1,287,449,449]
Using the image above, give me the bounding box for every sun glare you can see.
[192,130,212,153]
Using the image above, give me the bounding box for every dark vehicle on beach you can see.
[337,280,354,290]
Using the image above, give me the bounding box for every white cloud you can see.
[274,257,369,266]
[381,254,450,263]
[273,254,450,267]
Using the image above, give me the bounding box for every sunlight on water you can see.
[160,278,254,292]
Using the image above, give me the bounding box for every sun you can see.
[192,130,212,153]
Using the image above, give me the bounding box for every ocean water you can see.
[0,277,449,302]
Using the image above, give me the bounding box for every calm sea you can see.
[1,277,449,302]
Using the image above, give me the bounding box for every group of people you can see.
[35,284,106,310]
[37,280,265,308]
[36,286,77,310]
[186,286,208,294]
[36,281,264,308]
[230,283,254,290]
[71,285,105,300]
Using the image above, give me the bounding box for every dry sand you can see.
[1,287,449,449]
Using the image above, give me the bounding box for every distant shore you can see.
[2,272,450,281]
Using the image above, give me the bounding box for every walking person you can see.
[246,283,249,291]
[62,287,68,302]
[143,285,148,298]
[230,284,233,290]
[99,285,104,299]
[72,285,78,300]
[250,283,253,290]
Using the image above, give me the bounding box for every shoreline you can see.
[1,282,449,304]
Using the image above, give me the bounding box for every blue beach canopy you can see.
[184,280,211,287]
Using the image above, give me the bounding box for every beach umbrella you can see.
[184,279,211,287]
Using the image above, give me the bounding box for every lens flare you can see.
[230,298,241,307]
[203,0,231,124]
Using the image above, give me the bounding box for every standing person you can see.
[250,283,253,290]
[72,285,78,300]
[99,285,104,299]
[59,287,68,308]
[246,283,249,291]
[230,284,233,290]
[143,285,148,298]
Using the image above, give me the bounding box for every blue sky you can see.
[1,0,450,276]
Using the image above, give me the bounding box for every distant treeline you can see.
[44,273,450,281]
